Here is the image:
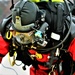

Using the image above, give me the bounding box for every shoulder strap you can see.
[56,3,64,33]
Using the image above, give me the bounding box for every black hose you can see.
[10,0,14,10]
[1,63,18,75]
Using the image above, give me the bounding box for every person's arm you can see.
[0,34,9,63]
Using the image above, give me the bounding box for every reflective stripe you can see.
[52,0,64,2]
[30,0,49,2]
[30,0,64,2]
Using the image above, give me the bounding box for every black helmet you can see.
[12,0,39,32]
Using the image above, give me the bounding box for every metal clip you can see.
[8,52,17,66]
[55,48,60,56]
[48,65,56,75]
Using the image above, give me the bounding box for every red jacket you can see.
[68,38,75,61]
[0,36,9,63]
